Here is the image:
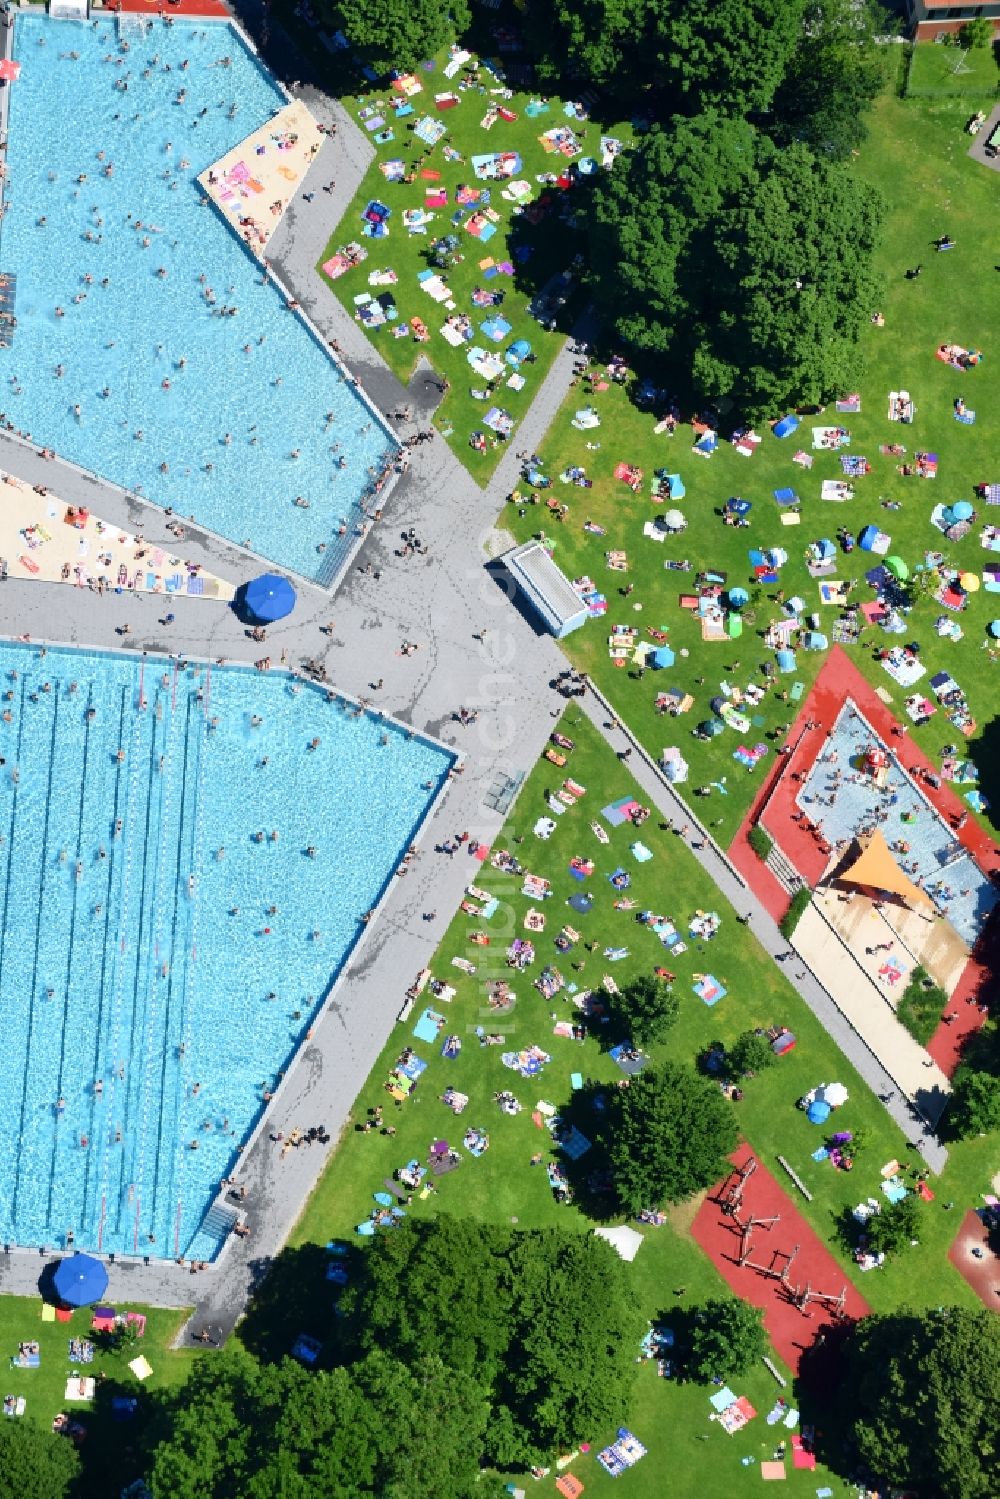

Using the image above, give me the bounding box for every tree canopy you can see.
[588,119,883,421]
[685,1298,768,1382]
[768,0,893,160]
[944,1064,1000,1139]
[843,1307,1000,1499]
[144,1347,499,1499]
[863,1194,922,1257]
[353,1217,641,1467]
[338,0,470,75]
[528,0,803,116]
[603,1061,738,1213]
[727,1030,776,1077]
[0,1420,79,1499]
[607,973,679,1047]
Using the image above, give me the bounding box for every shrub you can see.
[779,885,811,939]
[748,825,772,861]
[897,965,946,1046]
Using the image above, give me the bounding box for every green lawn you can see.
[279,710,993,1496]
[500,91,1000,846]
[0,1296,194,1493]
[317,46,626,479]
[905,40,1000,98]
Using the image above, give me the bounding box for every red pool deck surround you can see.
[727,648,997,1074]
[692,1148,872,1373]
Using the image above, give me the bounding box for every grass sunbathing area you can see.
[279,710,993,1496]
[0,1296,193,1488]
[502,92,1000,852]
[318,40,624,478]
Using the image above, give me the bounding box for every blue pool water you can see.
[1,15,397,585]
[796,700,997,947]
[0,640,451,1259]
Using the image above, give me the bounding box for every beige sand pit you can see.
[197,99,323,257]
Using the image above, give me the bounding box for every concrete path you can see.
[577,687,949,1173]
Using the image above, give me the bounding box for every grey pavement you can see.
[577,687,949,1174]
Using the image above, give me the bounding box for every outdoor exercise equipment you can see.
[789,1280,848,1320]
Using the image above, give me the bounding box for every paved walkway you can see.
[578,688,949,1173]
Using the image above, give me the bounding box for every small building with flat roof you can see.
[501,539,589,638]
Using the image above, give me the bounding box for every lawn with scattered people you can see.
[317,42,623,477]
[500,92,1000,847]
[0,1297,193,1490]
[276,711,992,1495]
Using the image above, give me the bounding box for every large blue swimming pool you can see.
[1,14,397,585]
[0,641,451,1259]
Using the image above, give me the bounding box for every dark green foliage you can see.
[944,1065,1000,1139]
[144,1347,498,1499]
[685,1298,768,1381]
[603,1061,738,1213]
[607,973,680,1047]
[897,965,946,1045]
[527,0,803,116]
[843,1307,1000,1499]
[863,1193,922,1256]
[588,123,883,421]
[0,1420,79,1498]
[779,885,812,938]
[354,1218,641,1466]
[747,824,773,861]
[727,1030,776,1078]
[769,0,894,159]
[960,16,994,50]
[338,0,470,74]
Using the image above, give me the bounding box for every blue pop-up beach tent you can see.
[773,414,799,438]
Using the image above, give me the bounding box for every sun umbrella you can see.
[952,500,974,521]
[698,718,725,738]
[244,573,296,623]
[960,571,980,593]
[53,1253,108,1308]
[662,509,686,531]
[990,620,1000,638]
[0,60,21,83]
[806,1099,831,1125]
[818,1082,849,1107]
[727,587,749,609]
[885,556,909,581]
[651,645,674,668]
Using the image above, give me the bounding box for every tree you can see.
[144,1347,498,1499]
[652,0,805,115]
[960,16,994,49]
[769,0,893,159]
[355,1219,640,1468]
[588,122,883,420]
[727,1029,775,1077]
[527,0,804,115]
[0,1421,79,1498]
[686,1298,768,1381]
[607,974,679,1047]
[338,0,470,75]
[603,1062,738,1213]
[843,1307,1000,1499]
[944,1066,1000,1139]
[864,1194,921,1256]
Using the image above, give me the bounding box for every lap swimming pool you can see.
[1,13,397,585]
[0,640,451,1259]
